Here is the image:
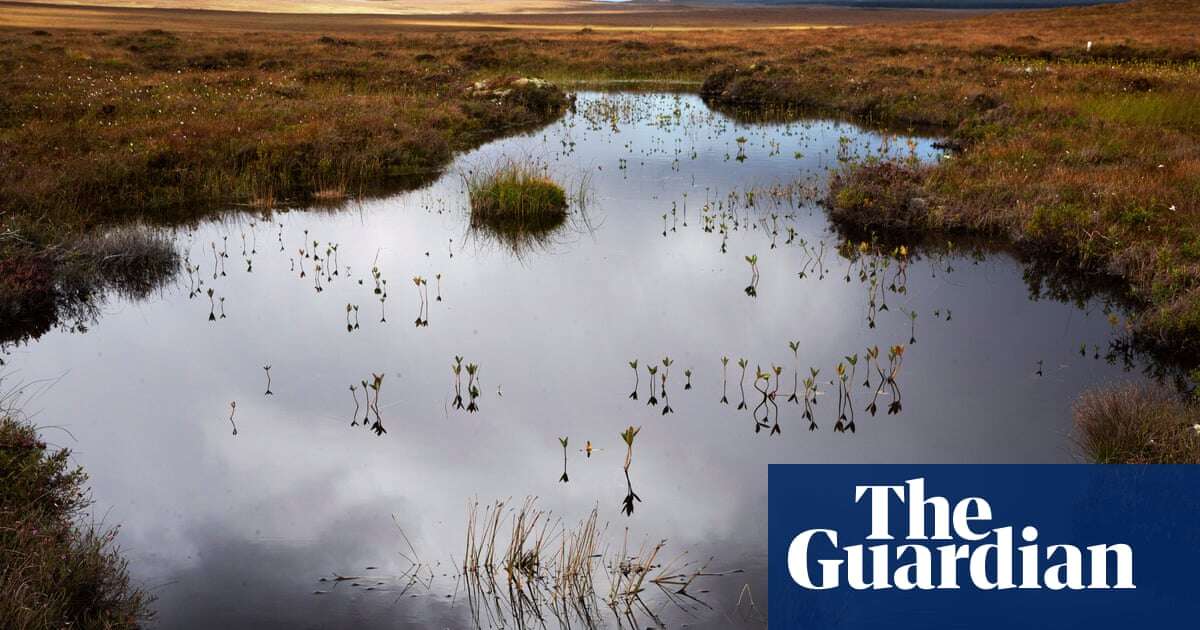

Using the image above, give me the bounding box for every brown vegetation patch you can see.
[1,413,153,627]
[1073,382,1200,464]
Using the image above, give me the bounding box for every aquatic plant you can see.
[802,367,820,431]
[661,373,673,415]
[457,495,722,627]
[451,356,465,410]
[263,365,273,396]
[227,400,237,436]
[660,357,673,415]
[885,346,905,415]
[620,426,641,517]
[751,366,771,434]
[835,355,859,433]
[737,358,748,410]
[206,287,216,322]
[684,368,693,391]
[466,363,480,413]
[646,364,658,407]
[371,266,383,295]
[787,341,800,403]
[866,345,905,416]
[359,379,371,426]
[413,276,429,327]
[720,356,729,404]
[744,254,759,297]
[628,359,639,400]
[558,436,569,483]
[892,245,909,294]
[349,384,360,426]
[768,365,783,435]
[367,373,387,435]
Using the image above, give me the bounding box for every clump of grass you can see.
[466,159,568,230]
[826,160,938,232]
[0,410,153,627]
[1073,382,1200,464]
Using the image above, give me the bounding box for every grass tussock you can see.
[466,160,568,229]
[827,160,939,232]
[1073,382,1200,464]
[0,411,152,628]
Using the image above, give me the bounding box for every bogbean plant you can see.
[628,360,639,400]
[737,358,748,410]
[620,426,641,517]
[646,364,658,407]
[452,356,465,410]
[558,437,569,483]
[744,254,759,297]
[661,357,674,415]
[466,363,481,413]
[720,356,729,405]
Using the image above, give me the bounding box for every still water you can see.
[4,93,1149,628]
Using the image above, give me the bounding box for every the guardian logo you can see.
[788,478,1135,591]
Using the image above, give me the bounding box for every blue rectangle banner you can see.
[768,465,1200,629]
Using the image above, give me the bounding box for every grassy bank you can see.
[1,411,152,627]
[697,0,1200,351]
[1074,382,1200,463]
[3,1,1198,352]
[0,30,571,227]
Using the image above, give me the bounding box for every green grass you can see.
[1,413,152,628]
[1079,93,1200,132]
[466,160,569,228]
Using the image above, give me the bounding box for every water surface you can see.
[4,92,1149,628]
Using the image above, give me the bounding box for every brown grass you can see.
[0,3,1196,358]
[1073,381,1200,464]
[1,411,153,628]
